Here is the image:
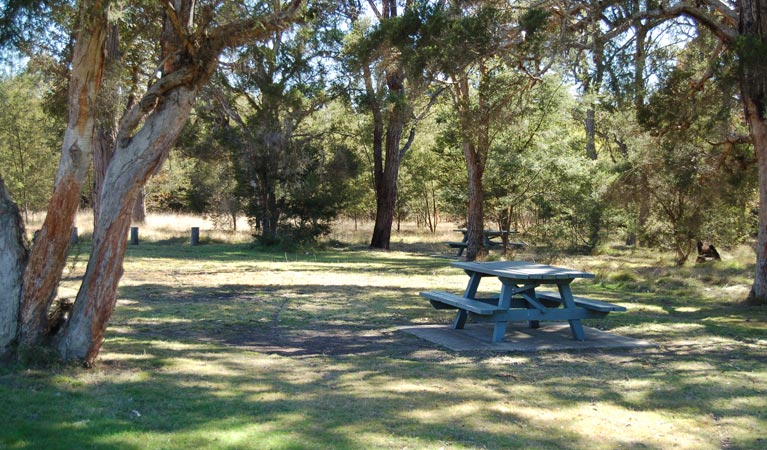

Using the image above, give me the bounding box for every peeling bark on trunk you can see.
[58,86,198,363]
[18,4,108,346]
[11,0,304,364]
[0,177,28,357]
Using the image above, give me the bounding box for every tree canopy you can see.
[0,0,766,364]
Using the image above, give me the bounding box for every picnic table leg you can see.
[527,303,540,330]
[452,309,468,329]
[491,320,507,342]
[558,283,585,341]
[453,271,482,329]
[463,272,482,298]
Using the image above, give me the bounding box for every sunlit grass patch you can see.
[3,220,767,449]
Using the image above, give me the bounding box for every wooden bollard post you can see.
[129,227,139,245]
[71,227,78,244]
[190,227,200,246]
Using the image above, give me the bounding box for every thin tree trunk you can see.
[370,69,409,249]
[0,176,28,357]
[18,3,108,346]
[585,108,597,160]
[93,21,120,220]
[370,117,404,249]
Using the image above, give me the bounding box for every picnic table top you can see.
[451,260,595,281]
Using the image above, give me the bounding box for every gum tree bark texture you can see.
[55,0,306,364]
[57,85,199,363]
[0,177,28,357]
[18,0,108,346]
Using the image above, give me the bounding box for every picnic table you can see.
[420,261,626,343]
[447,229,524,257]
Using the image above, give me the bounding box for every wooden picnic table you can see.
[420,261,626,343]
[447,229,523,257]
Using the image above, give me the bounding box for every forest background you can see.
[1,1,756,260]
[0,1,761,364]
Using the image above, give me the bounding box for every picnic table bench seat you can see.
[535,291,626,313]
[446,241,468,249]
[419,291,503,315]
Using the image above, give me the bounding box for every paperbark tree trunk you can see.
[0,176,28,357]
[57,86,198,363]
[54,0,305,363]
[0,0,306,364]
[18,2,108,346]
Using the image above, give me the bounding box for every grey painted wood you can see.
[420,262,627,343]
[452,260,595,280]
[536,291,627,312]
[420,291,502,315]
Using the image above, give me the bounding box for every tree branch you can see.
[206,0,305,52]
[366,0,382,19]
[159,0,197,56]
[641,3,738,44]
[116,68,195,143]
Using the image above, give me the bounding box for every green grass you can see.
[2,235,767,449]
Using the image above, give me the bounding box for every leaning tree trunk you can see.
[57,85,199,363]
[0,176,28,357]
[18,4,108,347]
[741,0,767,305]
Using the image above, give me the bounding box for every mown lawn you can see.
[1,237,766,449]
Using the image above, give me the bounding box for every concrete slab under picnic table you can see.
[400,323,654,352]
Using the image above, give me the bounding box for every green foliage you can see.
[0,72,59,217]
[607,34,755,263]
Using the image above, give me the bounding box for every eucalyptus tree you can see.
[0,0,307,365]
[343,0,444,250]
[426,1,558,260]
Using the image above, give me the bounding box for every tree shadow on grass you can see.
[114,282,439,358]
[3,276,766,449]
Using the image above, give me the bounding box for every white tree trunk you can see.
[0,178,28,357]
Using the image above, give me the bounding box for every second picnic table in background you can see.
[447,229,525,257]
